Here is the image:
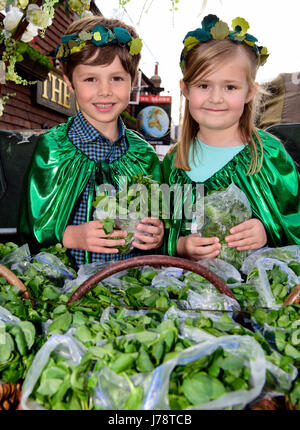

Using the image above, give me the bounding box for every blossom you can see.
[26,4,52,29]
[0,0,6,11]
[0,100,4,117]
[20,22,39,43]
[68,0,90,14]
[17,0,29,9]
[3,7,23,33]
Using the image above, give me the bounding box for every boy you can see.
[18,16,164,269]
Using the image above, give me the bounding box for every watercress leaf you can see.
[218,353,244,371]
[36,377,63,396]
[48,312,72,334]
[136,346,154,373]
[18,321,36,350]
[274,330,286,352]
[182,373,212,405]
[210,376,226,399]
[123,385,143,410]
[284,344,300,360]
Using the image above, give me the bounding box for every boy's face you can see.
[64,55,132,140]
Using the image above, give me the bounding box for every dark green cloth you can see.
[161,129,300,256]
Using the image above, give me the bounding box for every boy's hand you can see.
[225,218,267,251]
[62,221,128,253]
[132,217,164,250]
[176,234,221,261]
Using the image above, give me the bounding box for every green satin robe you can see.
[161,128,300,256]
[18,117,162,256]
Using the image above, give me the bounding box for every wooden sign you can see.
[36,70,78,116]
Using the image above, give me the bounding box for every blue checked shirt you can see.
[67,110,142,269]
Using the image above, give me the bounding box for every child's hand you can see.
[176,234,221,261]
[62,221,128,253]
[225,218,267,251]
[132,217,164,250]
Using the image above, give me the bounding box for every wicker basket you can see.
[0,382,22,410]
[0,265,31,410]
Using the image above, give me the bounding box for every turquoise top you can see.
[186,138,245,182]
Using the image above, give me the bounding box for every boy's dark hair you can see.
[61,16,141,85]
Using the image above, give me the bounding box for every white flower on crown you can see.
[21,22,39,42]
[3,6,23,33]
[26,4,52,29]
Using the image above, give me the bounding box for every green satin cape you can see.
[161,128,300,256]
[18,117,162,253]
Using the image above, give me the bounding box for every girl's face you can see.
[181,52,256,144]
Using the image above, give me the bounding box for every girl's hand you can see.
[132,217,164,250]
[176,234,221,261]
[225,218,267,251]
[62,221,128,253]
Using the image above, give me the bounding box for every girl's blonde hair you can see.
[173,38,264,175]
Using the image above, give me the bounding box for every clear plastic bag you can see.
[241,246,300,275]
[0,243,76,286]
[191,184,252,269]
[245,258,299,308]
[20,334,86,410]
[93,333,266,410]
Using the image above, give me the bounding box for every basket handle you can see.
[283,284,300,306]
[67,255,236,305]
[0,264,30,300]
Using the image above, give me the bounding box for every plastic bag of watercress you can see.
[21,334,87,410]
[0,243,76,287]
[191,183,252,269]
[92,173,165,255]
[93,333,266,410]
[241,245,300,277]
[244,258,299,308]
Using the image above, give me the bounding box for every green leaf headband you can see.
[56,25,143,61]
[180,15,269,70]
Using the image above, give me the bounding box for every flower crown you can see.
[56,24,143,61]
[180,15,269,71]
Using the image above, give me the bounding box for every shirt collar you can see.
[69,110,126,144]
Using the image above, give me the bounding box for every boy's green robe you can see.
[161,129,300,256]
[18,118,162,255]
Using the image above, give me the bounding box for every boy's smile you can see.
[64,56,132,141]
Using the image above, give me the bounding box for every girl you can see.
[162,15,300,261]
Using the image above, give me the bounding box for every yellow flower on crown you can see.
[128,37,143,55]
[70,42,86,54]
[184,36,199,51]
[93,32,102,42]
[231,17,249,36]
